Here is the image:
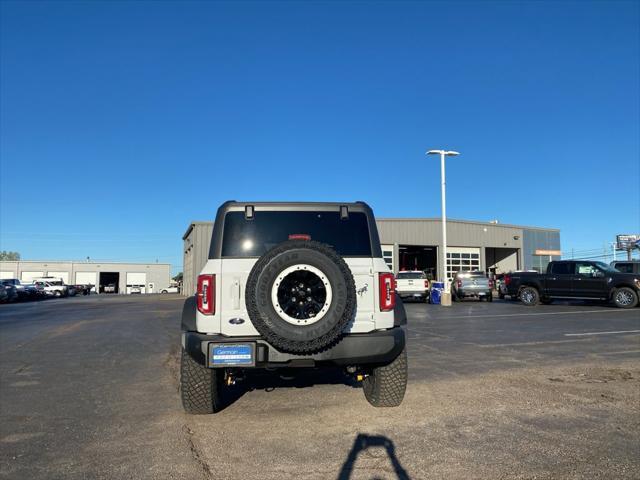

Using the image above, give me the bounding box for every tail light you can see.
[504,275,511,286]
[457,280,462,288]
[379,273,396,311]
[197,274,215,315]
[424,280,429,288]
[489,279,494,289]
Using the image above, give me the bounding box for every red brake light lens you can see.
[457,280,462,288]
[424,280,429,288]
[489,279,494,288]
[379,273,396,312]
[288,234,311,241]
[197,274,215,315]
[504,275,511,286]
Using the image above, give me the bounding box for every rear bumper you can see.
[397,290,429,297]
[457,288,491,297]
[182,328,406,369]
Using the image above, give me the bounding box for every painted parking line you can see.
[439,309,640,320]
[564,330,640,337]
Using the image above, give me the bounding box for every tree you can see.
[173,272,183,282]
[0,251,20,261]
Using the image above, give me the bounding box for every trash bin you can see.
[430,282,444,305]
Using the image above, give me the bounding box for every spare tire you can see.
[245,240,356,354]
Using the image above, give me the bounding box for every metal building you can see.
[376,218,560,281]
[0,260,172,294]
[181,217,560,296]
[182,222,215,298]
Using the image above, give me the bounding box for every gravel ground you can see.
[1,295,638,479]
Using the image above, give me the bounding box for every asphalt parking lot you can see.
[1,295,639,480]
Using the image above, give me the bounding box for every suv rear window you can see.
[221,211,372,257]
[397,272,426,279]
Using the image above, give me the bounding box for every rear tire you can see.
[180,349,223,414]
[612,287,638,309]
[487,294,493,302]
[363,346,407,407]
[520,286,540,306]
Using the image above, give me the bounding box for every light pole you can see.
[427,149,459,294]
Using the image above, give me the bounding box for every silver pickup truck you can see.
[451,271,493,302]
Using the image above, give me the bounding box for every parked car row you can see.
[395,259,640,309]
[0,278,93,304]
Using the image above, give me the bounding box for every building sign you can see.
[616,234,640,250]
[534,249,562,256]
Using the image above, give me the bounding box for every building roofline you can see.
[183,221,214,240]
[182,217,560,234]
[376,217,560,232]
[0,260,172,266]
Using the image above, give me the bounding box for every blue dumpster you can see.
[430,282,444,304]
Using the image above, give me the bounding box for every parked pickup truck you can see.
[395,271,429,302]
[33,280,68,298]
[452,271,493,302]
[504,260,640,308]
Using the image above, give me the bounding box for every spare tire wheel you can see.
[245,240,356,354]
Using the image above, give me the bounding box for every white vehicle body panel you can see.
[396,273,429,296]
[36,282,67,295]
[196,256,394,335]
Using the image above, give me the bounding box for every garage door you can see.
[126,272,147,294]
[47,271,69,284]
[21,271,44,282]
[75,272,97,288]
[0,271,15,280]
[446,247,481,281]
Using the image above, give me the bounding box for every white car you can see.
[33,280,68,297]
[161,286,179,294]
[395,271,430,303]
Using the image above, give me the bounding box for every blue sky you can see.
[1,0,639,272]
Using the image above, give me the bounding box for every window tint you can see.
[576,263,600,276]
[551,263,573,275]
[221,211,372,257]
[397,272,426,279]
[614,263,633,273]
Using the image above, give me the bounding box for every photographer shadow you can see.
[337,433,410,480]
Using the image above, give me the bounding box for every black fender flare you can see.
[181,296,197,331]
[394,294,407,326]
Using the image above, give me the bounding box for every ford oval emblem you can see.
[229,318,245,325]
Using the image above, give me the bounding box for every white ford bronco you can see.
[180,201,407,414]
